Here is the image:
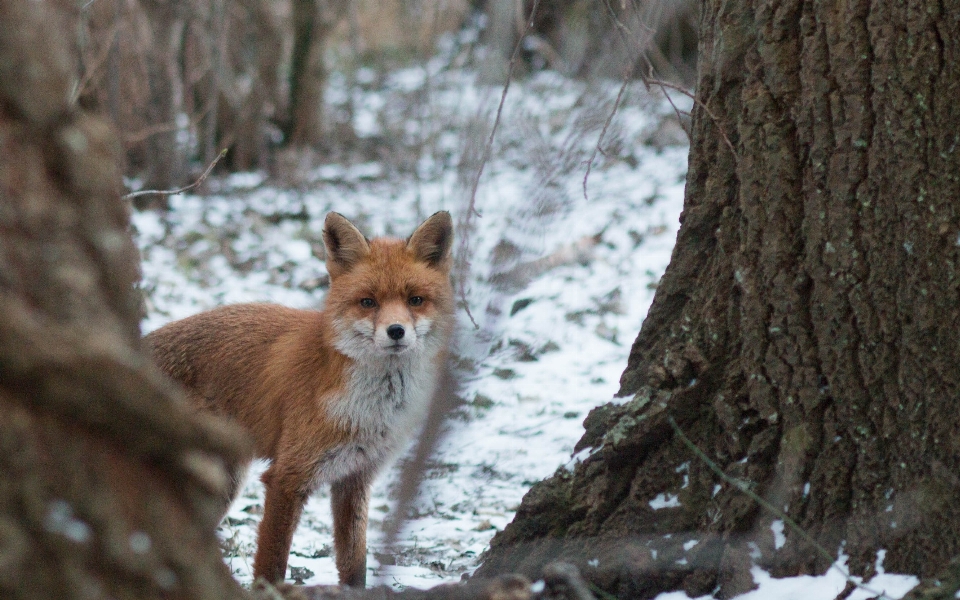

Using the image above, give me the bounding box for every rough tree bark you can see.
[0,2,251,598]
[479,0,960,598]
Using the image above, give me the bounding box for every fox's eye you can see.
[408,296,424,307]
[359,298,377,308]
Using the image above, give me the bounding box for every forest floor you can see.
[133,59,919,600]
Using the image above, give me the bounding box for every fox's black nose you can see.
[387,324,405,340]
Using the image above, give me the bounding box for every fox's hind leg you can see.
[331,469,374,587]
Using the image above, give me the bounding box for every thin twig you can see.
[72,21,122,103]
[455,0,542,330]
[581,0,656,202]
[583,76,630,201]
[121,121,182,145]
[653,78,689,136]
[641,73,738,164]
[667,416,892,600]
[122,149,228,201]
[597,0,739,167]
[464,0,541,220]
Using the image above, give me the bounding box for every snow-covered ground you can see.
[133,62,918,599]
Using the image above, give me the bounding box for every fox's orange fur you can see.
[145,212,455,586]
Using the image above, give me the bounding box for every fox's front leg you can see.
[331,469,373,587]
[253,465,311,583]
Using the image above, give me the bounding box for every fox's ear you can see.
[407,211,454,270]
[323,212,371,279]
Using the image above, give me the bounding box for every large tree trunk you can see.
[478,0,960,597]
[0,2,250,598]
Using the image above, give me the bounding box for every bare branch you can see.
[468,0,542,215]
[455,0,542,330]
[640,72,739,165]
[596,0,739,169]
[583,77,630,201]
[72,21,122,104]
[122,149,228,201]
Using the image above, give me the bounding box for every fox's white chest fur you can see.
[318,354,437,483]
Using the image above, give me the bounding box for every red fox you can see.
[145,212,455,586]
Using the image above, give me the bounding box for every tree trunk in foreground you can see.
[0,2,250,598]
[479,0,960,597]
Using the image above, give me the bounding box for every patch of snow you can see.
[677,462,690,488]
[650,493,681,510]
[771,520,786,550]
[224,171,266,189]
[564,447,593,472]
[876,549,887,573]
[652,552,919,600]
[44,500,92,544]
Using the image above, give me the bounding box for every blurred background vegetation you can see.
[69,0,697,201]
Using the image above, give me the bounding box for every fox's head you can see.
[322,211,455,360]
